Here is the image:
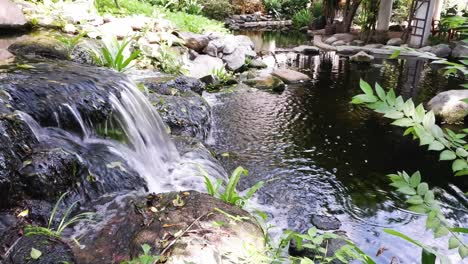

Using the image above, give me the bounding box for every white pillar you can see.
[376,0,394,31]
[409,0,436,48]
[433,0,444,21]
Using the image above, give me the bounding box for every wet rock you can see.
[350,40,365,46]
[244,74,285,92]
[272,68,311,84]
[431,44,451,58]
[247,59,267,69]
[179,32,209,52]
[311,215,341,230]
[70,39,100,65]
[387,38,402,46]
[7,235,75,264]
[349,51,374,63]
[428,90,468,124]
[143,76,206,96]
[324,36,337,45]
[451,42,468,59]
[8,37,68,60]
[293,45,320,55]
[0,0,28,30]
[75,191,265,264]
[199,74,221,87]
[149,93,211,139]
[364,43,384,49]
[188,55,224,78]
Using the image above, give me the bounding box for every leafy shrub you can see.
[197,0,234,21]
[231,0,264,14]
[264,0,283,18]
[95,36,141,72]
[292,8,312,29]
[161,9,228,33]
[153,43,187,74]
[264,0,310,18]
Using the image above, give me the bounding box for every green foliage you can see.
[96,0,156,16]
[152,43,187,74]
[96,36,141,72]
[199,166,264,208]
[197,0,233,20]
[386,171,467,262]
[264,0,311,19]
[55,32,87,58]
[151,0,204,15]
[292,8,312,29]
[161,9,228,33]
[121,244,160,264]
[352,80,468,176]
[25,192,94,239]
[210,66,234,84]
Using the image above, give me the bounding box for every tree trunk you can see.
[342,1,361,33]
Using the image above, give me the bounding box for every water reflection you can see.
[207,52,467,263]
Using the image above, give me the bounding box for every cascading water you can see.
[4,61,225,200]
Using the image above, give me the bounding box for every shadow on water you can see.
[208,32,467,263]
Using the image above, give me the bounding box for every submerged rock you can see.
[75,191,265,264]
[272,68,311,84]
[244,74,285,92]
[247,59,268,69]
[428,90,468,124]
[311,215,341,230]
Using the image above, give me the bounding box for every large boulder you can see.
[8,37,68,60]
[188,55,224,78]
[0,0,28,30]
[96,20,134,39]
[428,90,468,124]
[451,42,468,59]
[179,32,210,52]
[431,44,451,58]
[74,191,266,264]
[223,49,246,71]
[272,69,311,84]
[332,33,355,43]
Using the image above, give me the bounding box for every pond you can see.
[210,31,468,263]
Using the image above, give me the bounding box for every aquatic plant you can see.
[96,36,141,72]
[25,192,94,239]
[198,166,264,208]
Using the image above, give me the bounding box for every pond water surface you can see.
[209,31,468,263]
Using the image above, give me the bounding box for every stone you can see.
[387,38,403,46]
[310,215,341,230]
[75,192,265,264]
[364,43,384,49]
[8,37,68,60]
[332,40,346,46]
[247,59,267,69]
[199,74,221,87]
[60,0,99,24]
[179,32,210,52]
[333,33,356,42]
[350,40,365,46]
[244,74,285,92]
[0,49,14,62]
[272,69,311,84]
[150,93,211,139]
[8,235,76,264]
[203,39,225,57]
[223,48,246,71]
[324,36,338,45]
[419,46,432,52]
[62,23,77,34]
[96,21,134,39]
[188,55,224,78]
[451,42,468,59]
[428,90,468,124]
[292,45,320,55]
[0,0,28,29]
[349,51,374,63]
[431,44,451,58]
[142,75,206,96]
